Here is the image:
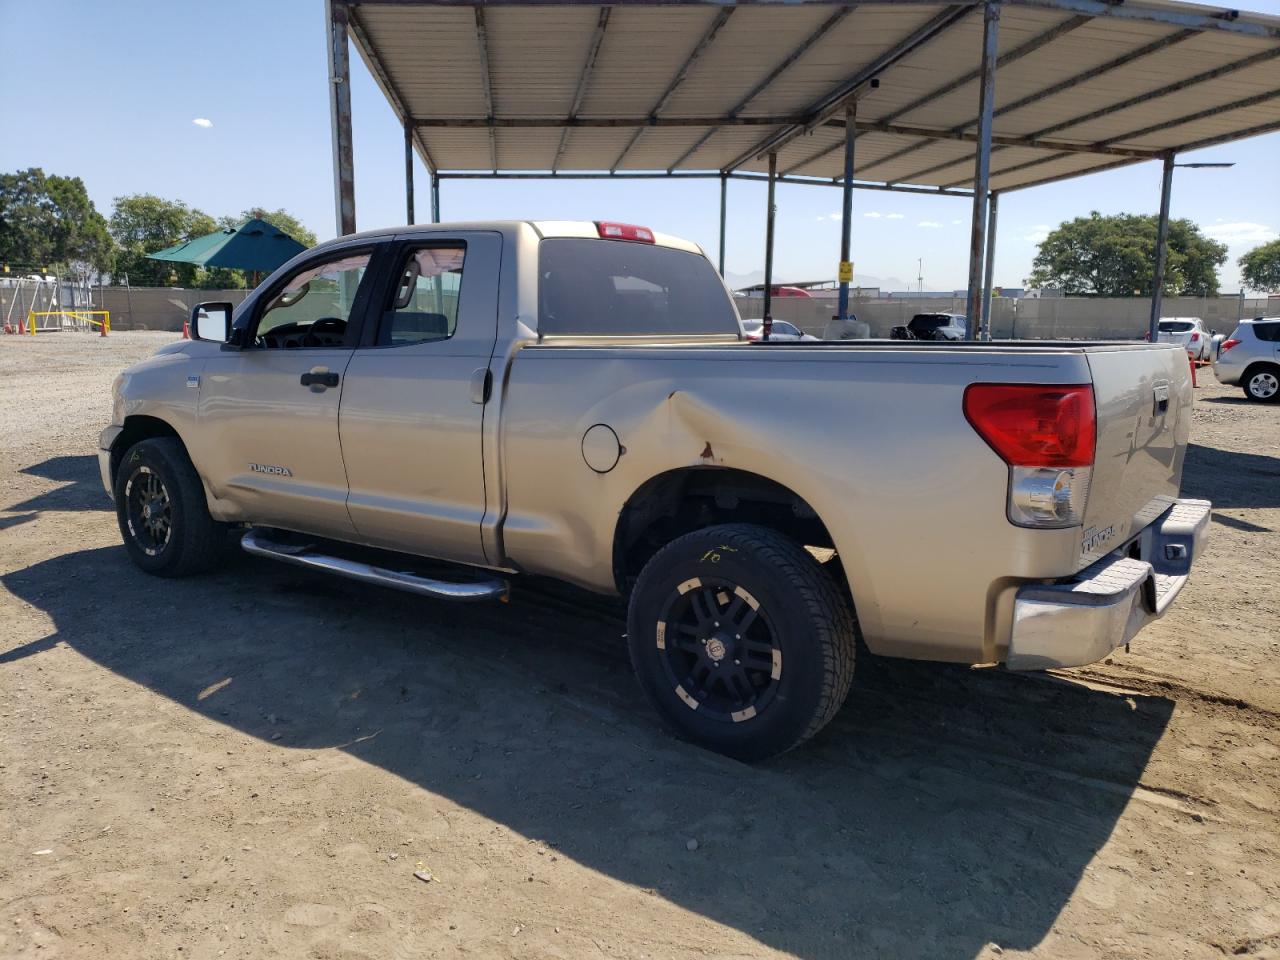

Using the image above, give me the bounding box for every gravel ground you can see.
[1,331,1278,960]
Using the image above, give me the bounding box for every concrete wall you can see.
[1,285,252,333]
[735,295,1274,340]
[97,288,253,331]
[5,283,1272,339]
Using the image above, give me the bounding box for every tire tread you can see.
[627,523,857,758]
[115,437,226,577]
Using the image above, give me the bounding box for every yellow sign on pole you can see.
[838,260,853,283]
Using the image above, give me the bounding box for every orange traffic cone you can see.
[182,320,190,339]
[1188,354,1197,388]
[99,317,108,338]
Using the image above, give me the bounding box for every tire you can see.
[114,437,227,576]
[1242,365,1280,403]
[626,523,857,762]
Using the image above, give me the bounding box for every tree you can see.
[0,168,114,275]
[1239,238,1280,293]
[109,194,216,286]
[1027,211,1227,297]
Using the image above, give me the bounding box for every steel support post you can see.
[837,102,856,322]
[431,175,441,223]
[981,192,999,338]
[404,121,415,225]
[964,2,1000,341]
[718,174,728,276]
[762,152,777,340]
[1149,153,1175,342]
[326,0,356,237]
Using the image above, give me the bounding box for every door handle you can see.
[300,369,340,389]
[470,367,492,404]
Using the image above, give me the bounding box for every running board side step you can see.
[240,529,509,602]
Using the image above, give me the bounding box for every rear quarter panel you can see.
[499,344,1095,664]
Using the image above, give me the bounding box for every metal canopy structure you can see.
[326,0,1280,339]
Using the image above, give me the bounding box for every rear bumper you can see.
[1211,355,1242,384]
[1006,498,1211,671]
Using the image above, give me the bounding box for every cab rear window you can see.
[538,238,738,337]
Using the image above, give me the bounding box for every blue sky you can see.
[1,0,1276,291]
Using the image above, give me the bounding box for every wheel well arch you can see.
[612,466,839,594]
[110,415,182,485]
[1242,359,1280,382]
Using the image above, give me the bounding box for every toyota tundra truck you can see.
[100,220,1210,760]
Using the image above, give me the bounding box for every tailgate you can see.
[1079,345,1192,567]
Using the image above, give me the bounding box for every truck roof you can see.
[311,220,705,257]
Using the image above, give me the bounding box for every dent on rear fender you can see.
[665,390,736,466]
[660,387,887,641]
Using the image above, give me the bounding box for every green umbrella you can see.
[146,218,307,275]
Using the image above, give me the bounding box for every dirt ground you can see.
[2,331,1278,960]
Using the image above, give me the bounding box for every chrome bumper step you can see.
[1006,498,1211,671]
[240,529,509,602]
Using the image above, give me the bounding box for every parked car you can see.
[1212,316,1280,402]
[740,318,818,341]
[889,312,967,341]
[100,220,1210,761]
[1155,317,1212,362]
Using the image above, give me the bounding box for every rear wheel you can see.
[626,524,856,762]
[1243,365,1280,403]
[114,437,227,576]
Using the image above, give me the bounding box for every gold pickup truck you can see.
[100,220,1210,760]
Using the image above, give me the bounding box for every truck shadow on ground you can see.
[8,455,107,514]
[1181,443,1280,510]
[2,545,1174,960]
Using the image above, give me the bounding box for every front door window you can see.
[254,252,371,349]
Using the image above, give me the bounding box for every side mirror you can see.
[191,302,234,344]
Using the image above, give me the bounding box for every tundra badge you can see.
[250,463,293,477]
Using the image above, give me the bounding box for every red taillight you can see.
[1221,337,1241,352]
[596,221,655,243]
[1190,331,1200,342]
[963,384,1096,468]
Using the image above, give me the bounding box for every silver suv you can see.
[1212,317,1280,402]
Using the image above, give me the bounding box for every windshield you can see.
[538,239,739,337]
[1159,321,1194,333]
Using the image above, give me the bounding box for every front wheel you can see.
[626,524,857,762]
[114,437,228,576]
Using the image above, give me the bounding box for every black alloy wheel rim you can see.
[655,576,782,723]
[125,466,172,557]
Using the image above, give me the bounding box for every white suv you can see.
[1155,317,1212,362]
[1212,317,1280,402]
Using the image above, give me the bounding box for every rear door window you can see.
[1252,322,1280,343]
[538,238,738,337]
[380,245,467,346]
